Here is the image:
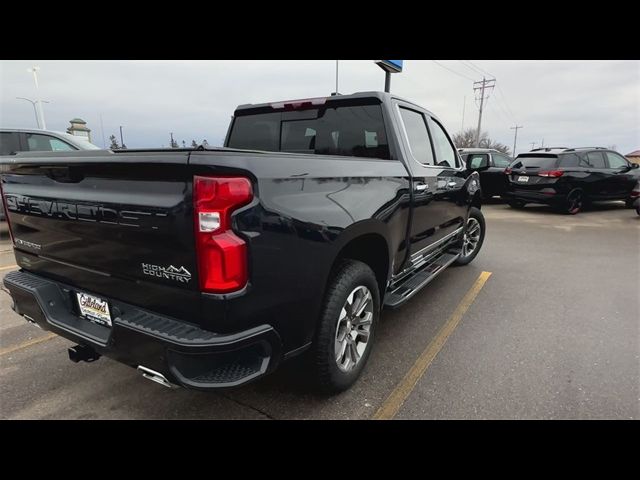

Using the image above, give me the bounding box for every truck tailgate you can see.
[1,151,202,323]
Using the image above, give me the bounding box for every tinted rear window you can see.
[512,155,558,169]
[559,153,579,167]
[227,102,390,160]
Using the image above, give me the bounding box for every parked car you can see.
[458,148,513,199]
[503,147,640,214]
[1,91,485,393]
[631,180,640,216]
[0,128,101,155]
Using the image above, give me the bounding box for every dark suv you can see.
[503,147,640,214]
[459,148,513,199]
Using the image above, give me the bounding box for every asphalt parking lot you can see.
[1,202,638,419]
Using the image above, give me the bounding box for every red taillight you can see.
[504,167,512,175]
[0,178,15,245]
[270,97,327,110]
[193,176,253,294]
[538,170,564,178]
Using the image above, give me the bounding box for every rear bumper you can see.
[3,270,282,390]
[503,189,565,205]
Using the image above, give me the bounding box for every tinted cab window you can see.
[228,101,390,160]
[467,154,489,169]
[26,133,75,152]
[428,118,458,168]
[584,151,606,169]
[492,153,511,168]
[605,152,628,169]
[399,107,434,165]
[0,132,20,155]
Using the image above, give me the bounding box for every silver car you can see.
[1,129,101,221]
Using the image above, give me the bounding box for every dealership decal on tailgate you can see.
[77,292,112,327]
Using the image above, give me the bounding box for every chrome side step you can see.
[137,366,179,389]
[384,251,460,309]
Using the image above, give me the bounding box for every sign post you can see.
[375,60,403,93]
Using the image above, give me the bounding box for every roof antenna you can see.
[331,60,340,96]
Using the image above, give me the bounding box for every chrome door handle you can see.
[414,182,428,192]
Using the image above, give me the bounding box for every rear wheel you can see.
[508,200,526,209]
[455,207,485,266]
[562,189,584,215]
[310,260,380,393]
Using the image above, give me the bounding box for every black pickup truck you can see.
[1,91,485,393]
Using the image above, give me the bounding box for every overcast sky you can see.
[1,60,638,155]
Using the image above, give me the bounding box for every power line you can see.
[495,83,516,122]
[458,60,483,78]
[432,61,475,82]
[466,60,494,79]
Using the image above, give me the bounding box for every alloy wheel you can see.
[334,285,373,372]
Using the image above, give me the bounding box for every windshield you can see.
[226,100,390,160]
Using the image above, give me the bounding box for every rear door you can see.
[580,151,609,199]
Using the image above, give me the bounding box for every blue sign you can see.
[376,60,403,73]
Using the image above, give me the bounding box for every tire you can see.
[562,189,584,215]
[310,259,380,393]
[508,200,526,209]
[454,207,485,266]
[625,198,635,209]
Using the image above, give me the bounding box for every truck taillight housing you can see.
[193,176,253,294]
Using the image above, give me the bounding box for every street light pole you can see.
[16,97,50,129]
[27,66,46,130]
[119,126,125,148]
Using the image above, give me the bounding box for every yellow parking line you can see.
[0,333,58,357]
[372,271,492,420]
[0,264,18,271]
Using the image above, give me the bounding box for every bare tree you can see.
[452,128,511,155]
[191,140,198,148]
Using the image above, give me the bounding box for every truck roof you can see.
[234,91,437,118]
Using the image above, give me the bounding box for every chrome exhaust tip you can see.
[137,366,178,389]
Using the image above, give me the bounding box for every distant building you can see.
[67,118,92,142]
[626,149,640,165]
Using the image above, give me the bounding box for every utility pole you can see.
[461,95,466,132]
[27,66,46,130]
[170,132,175,148]
[473,76,496,147]
[335,60,339,94]
[510,125,523,157]
[119,126,125,148]
[99,114,106,148]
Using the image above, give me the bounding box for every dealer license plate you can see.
[76,292,112,327]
